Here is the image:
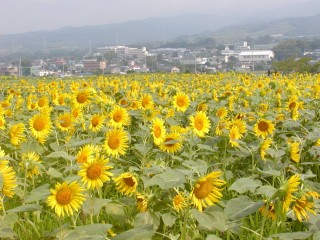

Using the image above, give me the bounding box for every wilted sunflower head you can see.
[114,172,138,196]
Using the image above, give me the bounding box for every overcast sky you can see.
[0,0,313,35]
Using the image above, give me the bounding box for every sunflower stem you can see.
[23,162,28,196]
[1,196,6,216]
[181,209,188,240]
[71,215,77,229]
[260,200,270,240]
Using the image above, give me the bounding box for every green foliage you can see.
[272,57,320,74]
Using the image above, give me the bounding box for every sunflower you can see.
[170,125,190,135]
[37,96,49,109]
[19,152,42,178]
[315,138,320,147]
[292,192,317,222]
[0,116,5,130]
[27,101,38,111]
[130,100,141,110]
[89,114,106,132]
[254,119,275,139]
[114,172,138,196]
[0,147,5,159]
[173,193,187,212]
[140,94,154,110]
[287,96,303,111]
[197,102,208,112]
[104,128,129,158]
[172,92,190,112]
[0,163,17,198]
[190,111,211,138]
[109,107,130,128]
[190,171,226,212]
[29,113,52,141]
[9,123,26,146]
[166,108,175,118]
[216,107,228,119]
[228,96,236,111]
[259,201,276,220]
[151,118,166,145]
[71,107,83,122]
[76,145,95,164]
[291,107,299,120]
[260,138,272,160]
[56,113,74,132]
[229,119,247,135]
[215,120,229,136]
[159,132,183,154]
[281,174,300,213]
[47,181,86,218]
[229,126,242,148]
[259,103,269,112]
[289,142,300,163]
[53,93,68,106]
[78,154,113,189]
[119,98,130,108]
[142,108,159,122]
[73,89,91,108]
[136,193,148,212]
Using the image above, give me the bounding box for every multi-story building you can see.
[238,51,275,62]
[82,59,106,72]
[97,46,148,60]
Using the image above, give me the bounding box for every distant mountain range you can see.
[207,13,320,42]
[0,12,320,51]
[0,14,235,50]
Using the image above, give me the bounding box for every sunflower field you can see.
[0,73,320,240]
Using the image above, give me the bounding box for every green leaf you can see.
[257,168,281,177]
[49,142,62,152]
[197,144,215,152]
[112,224,154,240]
[313,231,320,240]
[134,212,154,228]
[46,151,74,161]
[265,149,286,158]
[191,209,228,232]
[0,213,18,239]
[206,235,223,240]
[66,139,93,147]
[270,232,312,240]
[162,213,175,227]
[182,160,208,175]
[47,167,63,178]
[225,196,264,220]
[24,184,50,203]
[229,177,262,194]
[82,198,111,216]
[104,202,126,223]
[65,224,112,240]
[255,185,277,198]
[0,228,16,239]
[134,144,153,156]
[20,141,44,154]
[144,168,185,189]
[7,204,42,213]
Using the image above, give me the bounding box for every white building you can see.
[97,46,148,59]
[238,51,274,62]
